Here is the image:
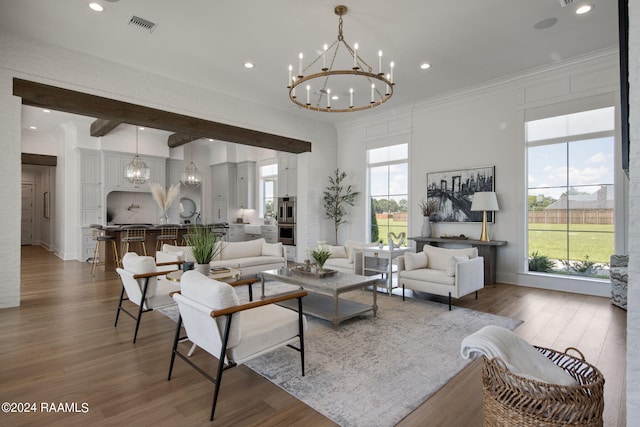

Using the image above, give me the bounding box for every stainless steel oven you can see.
[277,223,296,246]
[277,197,296,224]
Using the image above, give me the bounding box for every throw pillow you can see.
[262,241,283,257]
[328,245,347,258]
[404,251,428,271]
[446,255,469,277]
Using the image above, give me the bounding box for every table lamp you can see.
[471,192,499,241]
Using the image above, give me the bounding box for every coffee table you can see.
[260,268,378,327]
[166,267,241,283]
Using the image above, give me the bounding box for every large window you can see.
[526,107,615,278]
[367,144,408,245]
[259,163,277,219]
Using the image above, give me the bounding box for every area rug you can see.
[159,283,522,427]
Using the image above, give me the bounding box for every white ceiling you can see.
[2,0,619,134]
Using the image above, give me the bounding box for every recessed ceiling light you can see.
[29,126,37,130]
[420,63,431,70]
[208,138,214,142]
[576,4,593,14]
[331,95,339,100]
[534,17,558,30]
[42,109,50,113]
[138,126,145,130]
[89,3,104,12]
[244,62,255,69]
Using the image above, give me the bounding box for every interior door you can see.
[21,183,34,245]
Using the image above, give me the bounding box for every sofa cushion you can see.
[210,259,240,269]
[235,256,283,268]
[262,241,283,257]
[446,255,469,277]
[423,245,478,271]
[221,238,265,260]
[400,267,455,286]
[404,251,428,271]
[344,240,378,264]
[162,244,196,263]
[324,257,353,271]
[328,245,347,258]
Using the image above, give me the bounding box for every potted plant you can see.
[311,243,332,272]
[418,199,438,237]
[184,225,219,275]
[323,169,360,244]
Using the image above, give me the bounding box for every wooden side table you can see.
[408,237,507,285]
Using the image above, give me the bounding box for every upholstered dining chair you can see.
[168,271,308,422]
[115,252,182,343]
[155,224,179,251]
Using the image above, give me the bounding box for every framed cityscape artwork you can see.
[426,166,495,223]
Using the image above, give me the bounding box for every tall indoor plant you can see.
[323,169,359,244]
[184,225,219,274]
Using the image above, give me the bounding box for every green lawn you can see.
[528,223,614,264]
[374,219,408,245]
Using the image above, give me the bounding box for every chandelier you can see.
[124,126,150,184]
[287,5,394,113]
[180,142,202,188]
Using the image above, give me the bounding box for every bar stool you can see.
[155,224,179,251]
[90,224,119,276]
[120,224,149,257]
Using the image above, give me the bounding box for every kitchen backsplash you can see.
[106,191,158,224]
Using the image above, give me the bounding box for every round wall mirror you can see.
[179,197,197,219]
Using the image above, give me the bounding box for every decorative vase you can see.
[195,263,209,275]
[159,212,169,224]
[421,217,432,237]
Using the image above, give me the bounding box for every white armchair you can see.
[168,271,308,422]
[397,245,484,310]
[115,252,182,343]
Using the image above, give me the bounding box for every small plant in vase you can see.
[184,225,219,275]
[418,199,438,237]
[150,182,180,224]
[311,243,332,272]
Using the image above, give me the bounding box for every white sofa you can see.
[323,240,380,274]
[397,245,484,310]
[156,238,286,277]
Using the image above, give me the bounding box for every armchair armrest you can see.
[210,290,308,318]
[397,255,406,272]
[455,256,484,297]
[132,269,179,279]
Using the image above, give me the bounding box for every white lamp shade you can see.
[471,192,499,211]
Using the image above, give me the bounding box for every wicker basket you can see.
[482,346,604,426]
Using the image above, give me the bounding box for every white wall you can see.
[627,0,639,421]
[0,30,337,309]
[336,50,623,297]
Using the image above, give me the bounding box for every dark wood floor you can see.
[1,246,626,426]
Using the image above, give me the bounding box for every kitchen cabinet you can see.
[277,154,297,197]
[261,225,278,244]
[80,149,102,226]
[103,152,165,191]
[228,223,247,242]
[211,163,237,223]
[236,161,256,209]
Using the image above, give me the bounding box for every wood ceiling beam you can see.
[90,119,121,137]
[22,153,57,166]
[167,133,199,147]
[13,78,312,154]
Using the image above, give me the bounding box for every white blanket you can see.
[460,325,577,386]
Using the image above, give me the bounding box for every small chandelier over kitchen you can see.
[124,126,150,184]
[287,5,395,113]
[180,154,202,188]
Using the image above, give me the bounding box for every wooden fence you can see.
[528,209,613,224]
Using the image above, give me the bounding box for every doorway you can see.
[21,183,34,245]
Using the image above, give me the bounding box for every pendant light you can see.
[180,142,202,187]
[124,126,151,184]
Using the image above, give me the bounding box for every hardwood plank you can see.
[0,246,625,426]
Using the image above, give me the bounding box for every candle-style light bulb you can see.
[306,85,310,105]
[390,61,395,84]
[371,83,375,103]
[378,50,383,74]
[323,44,328,70]
[288,64,292,87]
[298,52,304,76]
[349,87,354,108]
[327,88,331,108]
[353,43,358,69]
[386,73,390,95]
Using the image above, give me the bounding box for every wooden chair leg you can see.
[91,240,100,276]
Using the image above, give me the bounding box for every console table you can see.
[409,237,507,285]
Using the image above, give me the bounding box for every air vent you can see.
[128,15,157,33]
[558,0,577,7]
